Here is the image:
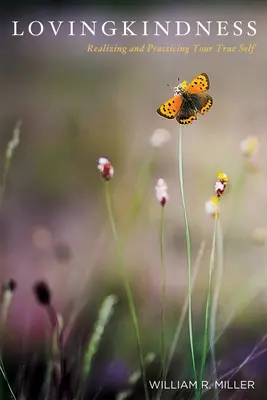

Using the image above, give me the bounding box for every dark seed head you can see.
[7,279,17,292]
[33,281,51,306]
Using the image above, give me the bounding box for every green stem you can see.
[104,183,149,400]
[0,121,21,399]
[155,241,206,400]
[0,120,21,208]
[209,220,223,400]
[0,363,16,400]
[0,323,16,400]
[199,204,219,395]
[178,127,197,384]
[160,206,166,377]
[0,161,10,209]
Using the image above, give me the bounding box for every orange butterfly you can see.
[157,73,213,125]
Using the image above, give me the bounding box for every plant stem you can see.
[0,363,16,400]
[83,295,117,376]
[104,183,149,400]
[0,315,16,400]
[178,126,197,384]
[155,241,206,400]
[0,120,21,208]
[209,220,223,400]
[199,204,219,395]
[0,120,21,399]
[160,205,166,377]
[64,153,157,348]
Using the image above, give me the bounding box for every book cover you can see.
[0,0,265,399]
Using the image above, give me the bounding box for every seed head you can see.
[215,172,228,197]
[33,281,51,306]
[217,172,228,184]
[155,178,169,206]
[97,157,114,181]
[1,279,17,305]
[6,121,21,160]
[5,279,17,293]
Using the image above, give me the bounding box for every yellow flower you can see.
[215,172,228,197]
[217,171,229,184]
[205,196,220,217]
[240,136,259,158]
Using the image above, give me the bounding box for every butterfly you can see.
[156,73,213,125]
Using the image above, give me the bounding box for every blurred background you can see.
[0,0,267,398]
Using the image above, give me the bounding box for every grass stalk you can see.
[209,220,223,400]
[83,295,118,377]
[155,241,206,400]
[78,295,117,400]
[178,126,197,383]
[0,285,17,400]
[62,152,156,357]
[0,121,21,399]
[198,202,220,395]
[0,121,21,208]
[104,183,149,400]
[159,205,166,377]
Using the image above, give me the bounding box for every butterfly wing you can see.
[175,92,213,125]
[176,100,198,125]
[157,95,182,119]
[196,93,213,115]
[186,73,210,94]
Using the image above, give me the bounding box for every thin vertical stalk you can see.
[178,126,197,383]
[83,295,117,376]
[104,183,149,400]
[0,120,21,208]
[209,220,223,400]
[199,205,219,394]
[160,205,166,377]
[0,122,21,400]
[64,152,157,343]
[155,241,206,400]
[0,295,17,400]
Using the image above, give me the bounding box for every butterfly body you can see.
[157,73,213,125]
